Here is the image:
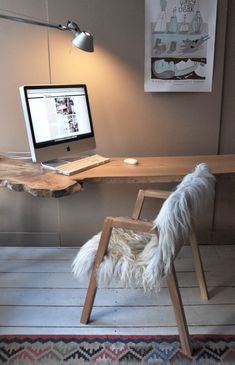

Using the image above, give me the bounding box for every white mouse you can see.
[123,158,138,165]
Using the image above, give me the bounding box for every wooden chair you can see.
[74,164,215,357]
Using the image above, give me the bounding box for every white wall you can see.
[0,0,59,246]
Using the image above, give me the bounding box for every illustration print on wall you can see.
[144,0,217,92]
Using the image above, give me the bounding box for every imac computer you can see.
[19,84,96,163]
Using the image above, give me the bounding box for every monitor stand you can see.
[41,159,70,170]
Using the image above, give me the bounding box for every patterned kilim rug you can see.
[0,335,235,365]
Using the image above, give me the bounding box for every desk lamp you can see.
[0,13,94,52]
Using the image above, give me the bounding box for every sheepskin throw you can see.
[72,163,215,292]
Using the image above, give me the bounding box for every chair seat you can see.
[73,227,163,291]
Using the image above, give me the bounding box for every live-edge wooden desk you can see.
[0,154,235,197]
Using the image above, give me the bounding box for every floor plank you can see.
[0,270,234,288]
[0,305,234,327]
[0,287,234,306]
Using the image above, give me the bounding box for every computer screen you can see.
[19,84,96,162]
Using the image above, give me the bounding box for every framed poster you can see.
[144,0,217,92]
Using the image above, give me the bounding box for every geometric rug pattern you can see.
[0,335,235,364]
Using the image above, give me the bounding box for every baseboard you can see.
[0,230,234,247]
[212,229,235,245]
[0,232,60,246]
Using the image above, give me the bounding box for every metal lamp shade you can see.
[72,31,94,52]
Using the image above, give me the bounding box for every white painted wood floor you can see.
[0,245,234,335]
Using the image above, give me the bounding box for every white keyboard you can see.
[56,154,110,176]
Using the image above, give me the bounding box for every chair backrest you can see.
[147,163,215,282]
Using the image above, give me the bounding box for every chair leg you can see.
[167,265,192,357]
[189,230,209,301]
[80,218,113,324]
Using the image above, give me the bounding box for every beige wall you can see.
[0,0,234,246]
[211,0,235,244]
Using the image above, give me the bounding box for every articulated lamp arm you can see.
[0,13,94,52]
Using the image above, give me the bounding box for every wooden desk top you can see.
[0,157,82,198]
[1,154,235,197]
[73,154,235,183]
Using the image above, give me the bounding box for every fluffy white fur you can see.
[72,163,215,292]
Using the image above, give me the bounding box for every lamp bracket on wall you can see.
[0,13,94,52]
